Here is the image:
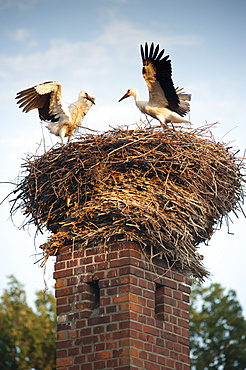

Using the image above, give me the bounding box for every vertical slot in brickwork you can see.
[155,282,165,320]
[86,281,100,311]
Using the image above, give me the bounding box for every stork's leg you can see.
[170,121,175,130]
[59,127,66,144]
[144,114,152,127]
[156,115,167,129]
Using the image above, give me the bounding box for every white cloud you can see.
[97,19,203,49]
[0,18,204,84]
[8,28,30,42]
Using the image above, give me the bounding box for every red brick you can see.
[68,294,79,304]
[100,333,111,342]
[144,360,160,370]
[107,286,118,295]
[162,278,177,289]
[139,350,147,359]
[175,362,185,370]
[94,360,107,369]
[81,363,92,370]
[179,283,191,294]
[57,304,72,314]
[74,266,86,274]
[74,355,86,363]
[55,287,74,297]
[57,297,67,306]
[118,302,128,311]
[67,259,78,268]
[68,347,80,356]
[57,331,65,340]
[88,351,111,361]
[93,271,105,280]
[97,261,109,270]
[54,268,73,279]
[178,318,189,328]
[177,300,189,310]
[166,358,175,368]
[179,353,190,364]
[112,329,130,340]
[107,358,118,368]
[143,325,158,336]
[94,342,105,351]
[69,366,80,370]
[110,257,131,267]
[56,340,72,349]
[142,306,152,316]
[93,326,105,335]
[131,357,144,368]
[105,304,117,314]
[81,345,93,354]
[68,330,78,339]
[55,261,66,271]
[55,279,66,288]
[177,336,189,346]
[173,343,182,352]
[56,357,73,367]
[67,277,78,285]
[56,349,67,358]
[182,328,190,338]
[163,305,172,314]
[108,251,119,259]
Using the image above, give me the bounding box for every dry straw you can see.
[10,124,245,279]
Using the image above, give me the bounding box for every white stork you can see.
[119,42,191,126]
[16,81,95,143]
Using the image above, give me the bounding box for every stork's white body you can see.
[119,43,191,126]
[16,81,95,143]
[45,91,95,142]
[130,88,190,125]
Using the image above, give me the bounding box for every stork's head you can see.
[79,90,96,105]
[118,88,137,102]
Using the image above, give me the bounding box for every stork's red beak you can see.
[85,93,96,104]
[118,92,130,102]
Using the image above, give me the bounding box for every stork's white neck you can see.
[130,88,141,102]
[129,89,146,111]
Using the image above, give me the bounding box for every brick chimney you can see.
[54,241,191,369]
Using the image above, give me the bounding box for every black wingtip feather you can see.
[149,42,154,59]
[152,44,160,59]
[156,49,165,61]
[140,44,145,62]
[145,42,149,60]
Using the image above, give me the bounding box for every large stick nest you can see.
[10,125,245,279]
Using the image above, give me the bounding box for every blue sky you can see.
[0,0,246,311]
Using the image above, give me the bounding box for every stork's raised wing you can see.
[16,81,64,122]
[140,43,189,117]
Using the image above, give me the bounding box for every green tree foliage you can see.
[190,281,246,369]
[0,275,56,370]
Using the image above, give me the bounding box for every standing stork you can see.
[16,81,95,143]
[119,42,191,126]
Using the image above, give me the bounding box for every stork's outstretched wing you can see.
[16,81,65,122]
[140,42,189,117]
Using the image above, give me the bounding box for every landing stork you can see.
[119,42,191,126]
[16,81,95,143]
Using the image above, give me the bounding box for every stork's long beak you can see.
[118,92,130,102]
[85,94,96,104]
